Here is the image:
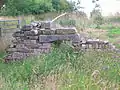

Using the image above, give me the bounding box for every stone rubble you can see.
[4,21,119,62]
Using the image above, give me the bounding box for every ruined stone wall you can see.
[4,21,119,62]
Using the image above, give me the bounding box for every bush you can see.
[0,0,73,16]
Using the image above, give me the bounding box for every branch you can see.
[51,12,68,22]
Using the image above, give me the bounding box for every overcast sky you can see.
[68,0,120,17]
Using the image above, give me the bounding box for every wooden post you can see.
[17,20,20,29]
[0,28,2,37]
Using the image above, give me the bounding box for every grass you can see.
[0,43,119,90]
[87,24,120,48]
[0,13,120,90]
[107,28,120,38]
[106,28,120,48]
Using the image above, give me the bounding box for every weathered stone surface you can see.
[8,44,25,49]
[25,43,51,49]
[21,25,33,31]
[31,22,39,27]
[6,47,33,53]
[38,29,55,35]
[25,36,39,40]
[55,27,77,34]
[11,39,23,44]
[13,31,24,37]
[23,40,37,44]
[41,21,51,29]
[16,44,25,48]
[38,43,51,49]
[25,43,42,49]
[23,29,38,36]
[39,35,59,43]
[33,48,50,54]
[39,34,80,43]
[5,52,30,62]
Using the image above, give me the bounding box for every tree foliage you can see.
[91,0,103,28]
[0,0,73,16]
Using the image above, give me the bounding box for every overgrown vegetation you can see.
[0,0,74,16]
[0,0,120,90]
[90,0,104,29]
[0,43,119,90]
[108,28,120,38]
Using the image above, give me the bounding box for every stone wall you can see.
[4,21,119,62]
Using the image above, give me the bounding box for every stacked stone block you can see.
[5,23,52,62]
[4,21,119,62]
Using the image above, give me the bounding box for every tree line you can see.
[0,0,74,16]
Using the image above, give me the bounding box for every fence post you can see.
[0,28,2,37]
[17,20,20,29]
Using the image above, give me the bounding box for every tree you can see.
[52,0,60,11]
[0,0,73,16]
[91,0,103,28]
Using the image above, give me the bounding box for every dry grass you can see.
[0,38,9,51]
[0,14,120,90]
[81,28,108,40]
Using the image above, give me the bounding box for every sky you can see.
[68,0,120,17]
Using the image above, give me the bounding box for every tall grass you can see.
[0,43,119,90]
[0,13,120,90]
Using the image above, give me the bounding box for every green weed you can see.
[0,43,119,90]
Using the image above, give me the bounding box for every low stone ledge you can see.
[55,28,77,35]
[39,34,81,43]
[21,25,33,31]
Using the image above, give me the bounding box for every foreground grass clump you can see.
[0,43,120,90]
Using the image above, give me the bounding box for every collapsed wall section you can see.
[4,21,119,62]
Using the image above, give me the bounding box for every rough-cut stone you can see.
[39,34,80,43]
[12,39,23,44]
[6,47,33,53]
[23,40,37,44]
[55,27,77,34]
[13,31,24,37]
[16,44,25,48]
[25,43,42,49]
[38,29,55,35]
[25,43,51,49]
[21,25,33,31]
[41,21,51,29]
[23,29,39,36]
[25,36,39,40]
[5,52,31,62]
